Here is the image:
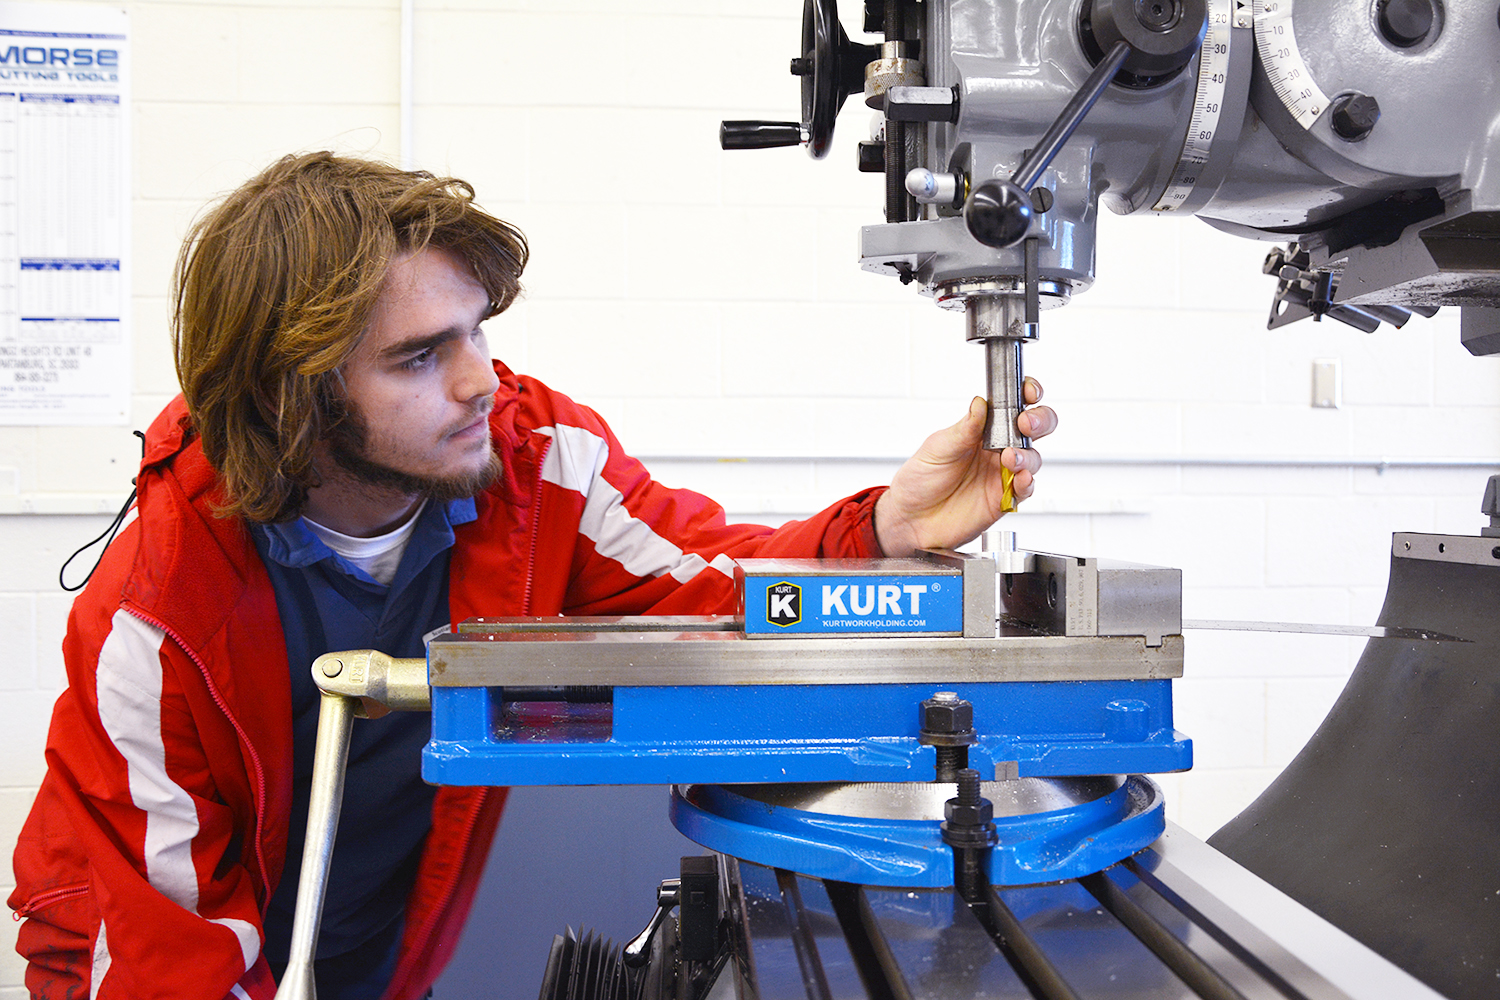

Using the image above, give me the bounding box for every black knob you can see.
[720,121,803,150]
[1377,0,1437,47]
[965,180,1033,249]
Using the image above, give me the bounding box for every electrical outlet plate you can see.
[1312,359,1341,408]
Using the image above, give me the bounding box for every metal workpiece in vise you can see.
[273,652,430,1000]
[983,528,1032,575]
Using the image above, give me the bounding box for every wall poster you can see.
[0,1,128,425]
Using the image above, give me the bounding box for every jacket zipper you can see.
[387,435,536,992]
[519,436,551,615]
[14,882,89,919]
[386,789,489,1000]
[124,607,274,908]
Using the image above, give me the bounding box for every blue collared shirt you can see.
[253,498,477,999]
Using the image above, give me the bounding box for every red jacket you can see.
[9,363,884,1000]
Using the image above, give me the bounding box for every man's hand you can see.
[874,378,1057,557]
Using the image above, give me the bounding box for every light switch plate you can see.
[1312,359,1341,409]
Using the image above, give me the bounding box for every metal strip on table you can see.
[1183,619,1467,643]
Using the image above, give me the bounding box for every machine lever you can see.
[1013,40,1129,194]
[964,41,1130,250]
[966,0,1209,248]
[623,878,682,968]
[720,121,805,150]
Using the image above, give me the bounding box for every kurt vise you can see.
[273,547,1188,999]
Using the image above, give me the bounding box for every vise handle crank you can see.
[273,651,430,1000]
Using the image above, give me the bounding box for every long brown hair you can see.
[172,151,528,522]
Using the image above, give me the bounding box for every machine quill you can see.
[276,2,1500,999]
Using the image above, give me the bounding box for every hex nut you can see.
[944,798,995,826]
[921,698,972,732]
[919,696,977,748]
[1331,93,1381,141]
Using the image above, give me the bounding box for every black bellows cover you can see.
[1210,550,1500,999]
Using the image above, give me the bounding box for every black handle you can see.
[720,120,803,150]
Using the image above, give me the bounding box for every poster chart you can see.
[0,1,128,425]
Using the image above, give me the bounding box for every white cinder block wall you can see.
[2,2,1498,994]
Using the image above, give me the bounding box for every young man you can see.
[9,153,1054,1000]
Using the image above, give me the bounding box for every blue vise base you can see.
[421,621,1190,787]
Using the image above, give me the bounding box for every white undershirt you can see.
[303,499,429,587]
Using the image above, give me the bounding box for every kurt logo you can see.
[766,581,802,627]
[821,583,929,617]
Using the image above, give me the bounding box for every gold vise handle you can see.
[274,652,428,1000]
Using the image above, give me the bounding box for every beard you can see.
[325,401,502,502]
